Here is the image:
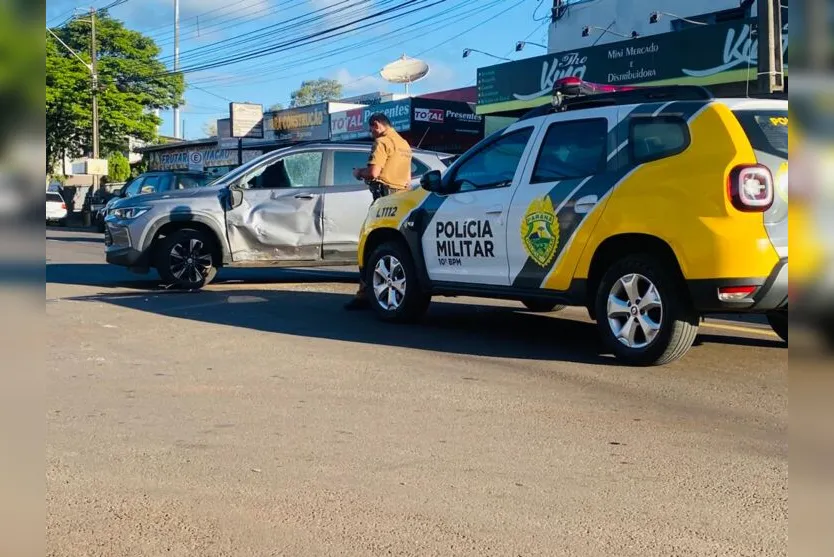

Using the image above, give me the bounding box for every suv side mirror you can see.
[420,170,444,193]
[228,184,244,208]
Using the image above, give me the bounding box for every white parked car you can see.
[46,191,68,226]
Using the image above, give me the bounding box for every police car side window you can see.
[531,118,607,183]
[411,159,430,178]
[629,117,690,164]
[451,128,533,192]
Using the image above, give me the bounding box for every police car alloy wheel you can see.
[367,241,430,323]
[372,255,406,311]
[155,228,218,290]
[595,255,699,366]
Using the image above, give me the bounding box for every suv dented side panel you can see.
[574,101,780,282]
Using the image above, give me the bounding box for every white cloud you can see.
[333,68,388,95]
[414,60,458,93]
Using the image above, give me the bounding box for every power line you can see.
[187,0,479,89]
[151,0,307,47]
[133,0,441,80]
[157,0,376,66]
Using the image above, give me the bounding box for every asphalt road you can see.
[46,229,787,557]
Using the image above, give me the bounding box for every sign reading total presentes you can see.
[331,99,412,140]
[476,16,789,114]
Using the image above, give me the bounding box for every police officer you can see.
[344,112,413,311]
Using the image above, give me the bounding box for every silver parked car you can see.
[104,142,452,289]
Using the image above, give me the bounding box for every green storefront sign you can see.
[477,17,788,114]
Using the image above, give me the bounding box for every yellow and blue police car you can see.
[358,78,788,366]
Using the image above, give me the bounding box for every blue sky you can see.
[46,0,553,140]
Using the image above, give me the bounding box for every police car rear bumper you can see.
[688,258,788,313]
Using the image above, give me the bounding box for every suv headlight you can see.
[111,206,150,220]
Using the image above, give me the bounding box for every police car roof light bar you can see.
[549,77,714,110]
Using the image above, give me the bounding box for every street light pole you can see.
[173,0,181,139]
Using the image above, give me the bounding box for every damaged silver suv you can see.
[104,142,451,289]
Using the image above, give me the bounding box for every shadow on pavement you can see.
[46,263,358,290]
[62,284,786,366]
[65,288,615,365]
[46,234,104,244]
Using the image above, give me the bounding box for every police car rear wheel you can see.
[367,242,429,323]
[596,256,699,366]
[521,300,565,313]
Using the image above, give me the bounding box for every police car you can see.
[357,78,788,366]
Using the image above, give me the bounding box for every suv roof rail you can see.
[519,77,714,120]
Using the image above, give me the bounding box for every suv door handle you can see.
[485,205,503,215]
[575,195,598,214]
[294,193,315,199]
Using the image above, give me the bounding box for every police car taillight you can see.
[728,165,774,212]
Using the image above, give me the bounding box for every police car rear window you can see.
[733,110,788,157]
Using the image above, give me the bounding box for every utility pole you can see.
[90,7,99,168]
[756,0,784,94]
[173,0,181,139]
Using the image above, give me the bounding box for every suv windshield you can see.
[733,110,788,158]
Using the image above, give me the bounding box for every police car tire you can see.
[595,256,699,366]
[155,228,218,290]
[367,241,430,323]
[766,310,788,343]
[521,300,565,313]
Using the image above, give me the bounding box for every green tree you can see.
[289,78,342,108]
[46,13,184,173]
[268,102,284,112]
[106,151,130,182]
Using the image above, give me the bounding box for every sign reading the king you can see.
[521,196,560,267]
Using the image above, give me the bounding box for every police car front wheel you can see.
[367,241,430,323]
[595,256,699,366]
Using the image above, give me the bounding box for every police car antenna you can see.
[416,125,431,150]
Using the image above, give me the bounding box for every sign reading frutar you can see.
[477,16,789,114]
[331,99,412,141]
[149,148,262,171]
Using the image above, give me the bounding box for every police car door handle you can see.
[294,193,315,200]
[575,195,598,214]
[485,206,503,215]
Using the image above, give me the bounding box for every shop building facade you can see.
[478,1,787,119]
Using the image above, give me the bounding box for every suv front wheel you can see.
[155,228,218,290]
[595,256,699,366]
[366,241,430,323]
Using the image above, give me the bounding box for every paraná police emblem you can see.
[521,195,560,267]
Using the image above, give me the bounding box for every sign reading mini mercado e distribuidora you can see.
[477,17,788,114]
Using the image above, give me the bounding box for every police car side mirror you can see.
[420,170,443,193]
